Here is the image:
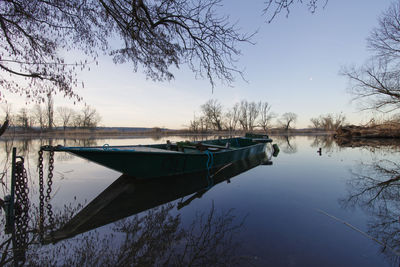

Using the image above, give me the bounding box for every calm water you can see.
[0,135,399,266]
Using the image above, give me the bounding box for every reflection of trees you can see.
[335,138,400,153]
[65,139,98,147]
[0,198,85,266]
[2,202,247,266]
[309,135,336,151]
[150,135,163,141]
[273,135,297,154]
[341,160,400,262]
[0,140,13,193]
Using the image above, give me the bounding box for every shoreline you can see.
[0,128,334,140]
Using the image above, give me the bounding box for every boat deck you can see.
[64,146,183,153]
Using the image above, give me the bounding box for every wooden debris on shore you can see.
[336,122,400,139]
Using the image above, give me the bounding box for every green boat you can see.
[41,136,278,179]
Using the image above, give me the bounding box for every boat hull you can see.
[47,137,272,178]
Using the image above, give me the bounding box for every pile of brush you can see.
[336,122,400,139]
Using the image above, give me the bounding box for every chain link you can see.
[38,148,55,237]
[14,158,29,265]
[38,149,44,240]
[46,150,54,227]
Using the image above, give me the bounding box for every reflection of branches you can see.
[169,204,245,266]
[343,160,400,208]
[341,159,400,262]
[273,135,297,154]
[335,138,400,153]
[1,201,247,266]
[309,135,337,152]
[151,135,163,141]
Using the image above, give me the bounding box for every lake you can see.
[0,135,399,266]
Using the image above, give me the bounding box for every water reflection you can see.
[309,135,336,151]
[342,159,400,263]
[29,203,247,266]
[45,153,271,242]
[3,135,399,266]
[335,137,400,152]
[273,135,297,154]
[1,149,271,266]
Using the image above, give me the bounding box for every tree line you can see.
[2,97,101,131]
[189,99,298,132]
[190,99,347,133]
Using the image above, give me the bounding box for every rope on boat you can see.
[204,150,214,188]
[317,209,400,257]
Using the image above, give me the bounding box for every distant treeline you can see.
[188,99,347,133]
[2,96,101,131]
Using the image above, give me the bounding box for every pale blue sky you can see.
[8,0,394,128]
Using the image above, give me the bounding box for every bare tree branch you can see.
[0,0,253,102]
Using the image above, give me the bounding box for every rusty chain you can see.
[46,150,54,227]
[38,149,44,239]
[38,148,55,239]
[14,158,29,265]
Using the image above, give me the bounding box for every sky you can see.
[5,0,395,129]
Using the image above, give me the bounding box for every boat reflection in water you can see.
[3,152,275,266]
[44,153,273,244]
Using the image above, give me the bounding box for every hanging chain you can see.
[14,158,29,265]
[38,149,44,239]
[38,147,55,238]
[46,150,54,227]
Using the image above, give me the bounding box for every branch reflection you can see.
[23,203,247,266]
[341,159,400,263]
[273,135,297,154]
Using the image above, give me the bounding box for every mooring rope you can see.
[317,209,400,257]
[204,150,214,188]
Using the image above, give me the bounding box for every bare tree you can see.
[45,95,55,129]
[189,114,200,133]
[248,101,261,131]
[201,99,223,131]
[72,114,81,128]
[0,0,253,102]
[278,112,297,130]
[1,103,12,122]
[57,107,75,130]
[16,108,30,130]
[78,106,101,128]
[342,1,400,113]
[199,116,209,132]
[225,103,240,132]
[310,117,322,129]
[258,102,275,131]
[33,104,45,131]
[238,100,249,131]
[237,100,262,131]
[309,113,346,130]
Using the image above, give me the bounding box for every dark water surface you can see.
[0,135,399,266]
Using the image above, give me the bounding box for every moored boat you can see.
[43,152,274,244]
[41,136,278,178]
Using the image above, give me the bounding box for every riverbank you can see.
[0,127,333,140]
[336,123,400,139]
